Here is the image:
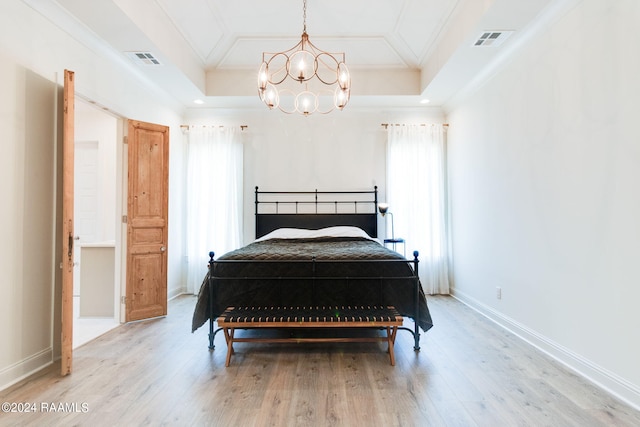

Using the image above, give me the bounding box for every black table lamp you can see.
[378,203,395,240]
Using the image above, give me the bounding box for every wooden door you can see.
[61,69,75,375]
[125,120,169,321]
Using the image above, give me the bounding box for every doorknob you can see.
[160,246,166,252]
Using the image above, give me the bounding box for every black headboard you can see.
[255,187,379,239]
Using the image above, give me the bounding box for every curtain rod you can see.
[180,124,248,132]
[381,123,448,129]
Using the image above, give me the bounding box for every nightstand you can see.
[384,238,406,257]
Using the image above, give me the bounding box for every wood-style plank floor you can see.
[2,295,639,426]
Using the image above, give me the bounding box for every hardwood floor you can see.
[2,295,639,426]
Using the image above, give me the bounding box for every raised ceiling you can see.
[42,0,554,110]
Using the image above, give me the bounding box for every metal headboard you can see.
[254,186,379,238]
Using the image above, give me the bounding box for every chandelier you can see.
[258,0,350,115]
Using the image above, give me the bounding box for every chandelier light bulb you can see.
[259,77,267,95]
[336,89,346,108]
[263,87,278,109]
[339,72,348,90]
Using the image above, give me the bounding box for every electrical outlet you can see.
[496,287,502,299]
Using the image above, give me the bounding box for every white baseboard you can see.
[0,348,53,392]
[451,288,640,411]
[168,286,187,300]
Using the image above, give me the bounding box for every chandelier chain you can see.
[302,0,307,33]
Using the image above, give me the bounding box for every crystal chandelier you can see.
[258,0,350,115]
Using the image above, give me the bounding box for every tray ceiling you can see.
[44,0,555,110]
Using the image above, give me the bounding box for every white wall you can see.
[446,0,640,407]
[0,0,185,389]
[0,56,58,389]
[183,108,445,245]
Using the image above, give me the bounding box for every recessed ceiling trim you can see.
[216,36,410,69]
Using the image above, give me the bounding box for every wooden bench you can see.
[216,305,403,366]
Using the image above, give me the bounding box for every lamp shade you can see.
[378,203,389,216]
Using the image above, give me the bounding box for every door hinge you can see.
[123,136,128,145]
[121,296,126,305]
[122,215,128,224]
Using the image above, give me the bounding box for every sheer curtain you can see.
[185,126,243,294]
[386,124,450,294]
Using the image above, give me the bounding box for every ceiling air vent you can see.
[472,31,514,47]
[125,52,162,66]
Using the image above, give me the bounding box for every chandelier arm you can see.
[261,59,290,86]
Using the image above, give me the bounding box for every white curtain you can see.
[185,126,243,294]
[386,124,450,294]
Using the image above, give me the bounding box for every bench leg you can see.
[390,325,398,344]
[387,326,397,366]
[224,328,235,367]
[222,327,236,356]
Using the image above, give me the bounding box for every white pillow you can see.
[256,226,374,242]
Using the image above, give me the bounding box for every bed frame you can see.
[206,187,422,354]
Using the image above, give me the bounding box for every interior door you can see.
[125,120,169,321]
[61,69,75,375]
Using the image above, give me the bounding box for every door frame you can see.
[73,98,126,327]
[61,80,169,371]
[117,118,127,323]
[62,91,127,374]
